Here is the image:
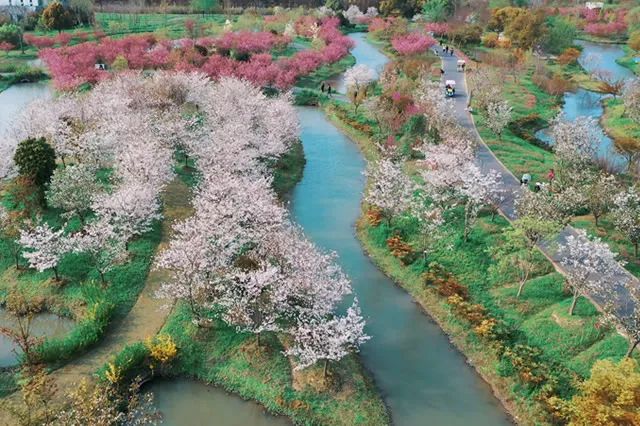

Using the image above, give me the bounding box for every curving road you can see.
[440,49,638,319]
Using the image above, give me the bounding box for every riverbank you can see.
[88,122,390,426]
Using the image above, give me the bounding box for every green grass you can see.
[617,46,640,75]
[602,97,640,141]
[153,304,390,426]
[271,140,306,198]
[94,13,229,37]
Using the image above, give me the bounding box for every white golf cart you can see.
[457,59,466,72]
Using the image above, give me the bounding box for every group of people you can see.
[521,169,555,192]
[320,82,333,97]
[442,45,454,56]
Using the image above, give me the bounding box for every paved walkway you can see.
[439,49,637,318]
[0,177,192,424]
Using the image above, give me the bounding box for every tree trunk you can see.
[517,280,526,298]
[323,359,328,379]
[594,213,599,227]
[53,267,59,282]
[626,339,640,357]
[569,290,579,316]
[635,241,638,258]
[256,333,261,347]
[98,270,106,286]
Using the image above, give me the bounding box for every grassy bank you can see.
[97,139,389,426]
[325,92,637,424]
[160,304,389,426]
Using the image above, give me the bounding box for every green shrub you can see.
[36,300,115,364]
[96,342,150,383]
[14,137,56,188]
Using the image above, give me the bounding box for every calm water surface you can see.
[536,41,632,167]
[0,82,52,137]
[0,308,74,367]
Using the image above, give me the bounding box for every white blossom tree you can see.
[612,187,640,258]
[557,230,622,315]
[365,158,416,223]
[285,300,369,378]
[72,221,127,286]
[623,79,640,124]
[344,64,376,112]
[46,163,101,224]
[19,223,71,281]
[342,5,364,24]
[486,101,513,140]
[583,173,618,227]
[91,183,162,249]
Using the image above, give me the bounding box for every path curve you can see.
[440,48,638,319]
[0,177,192,424]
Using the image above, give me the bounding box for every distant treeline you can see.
[96,0,380,14]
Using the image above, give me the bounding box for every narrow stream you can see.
[287,34,510,425]
[0,38,511,425]
[536,40,634,168]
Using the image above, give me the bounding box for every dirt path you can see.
[0,177,192,424]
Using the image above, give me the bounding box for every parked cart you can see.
[456,59,466,72]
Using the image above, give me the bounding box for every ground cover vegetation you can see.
[0,7,392,423]
[315,14,640,424]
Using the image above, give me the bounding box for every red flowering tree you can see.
[391,33,436,55]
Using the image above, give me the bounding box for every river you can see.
[0,36,510,425]
[536,40,634,168]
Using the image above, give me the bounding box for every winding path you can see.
[440,49,638,319]
[0,177,192,424]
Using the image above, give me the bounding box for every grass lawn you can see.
[602,97,640,141]
[157,304,389,426]
[360,209,637,424]
[617,45,640,75]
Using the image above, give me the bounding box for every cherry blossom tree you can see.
[285,300,369,378]
[486,101,513,140]
[19,223,71,282]
[344,64,375,112]
[91,183,162,248]
[623,79,640,124]
[557,230,622,315]
[342,5,364,24]
[612,187,640,258]
[46,163,101,224]
[72,221,127,286]
[364,158,416,223]
[583,173,618,227]
[592,279,640,357]
[219,259,288,346]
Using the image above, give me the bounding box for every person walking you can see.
[327,85,332,98]
[547,168,555,190]
[440,68,445,76]
[450,48,454,56]
[321,82,325,93]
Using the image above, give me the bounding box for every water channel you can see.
[0,36,511,425]
[536,40,634,167]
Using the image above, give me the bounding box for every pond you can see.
[148,379,290,426]
[535,41,633,169]
[0,82,52,138]
[0,308,75,368]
